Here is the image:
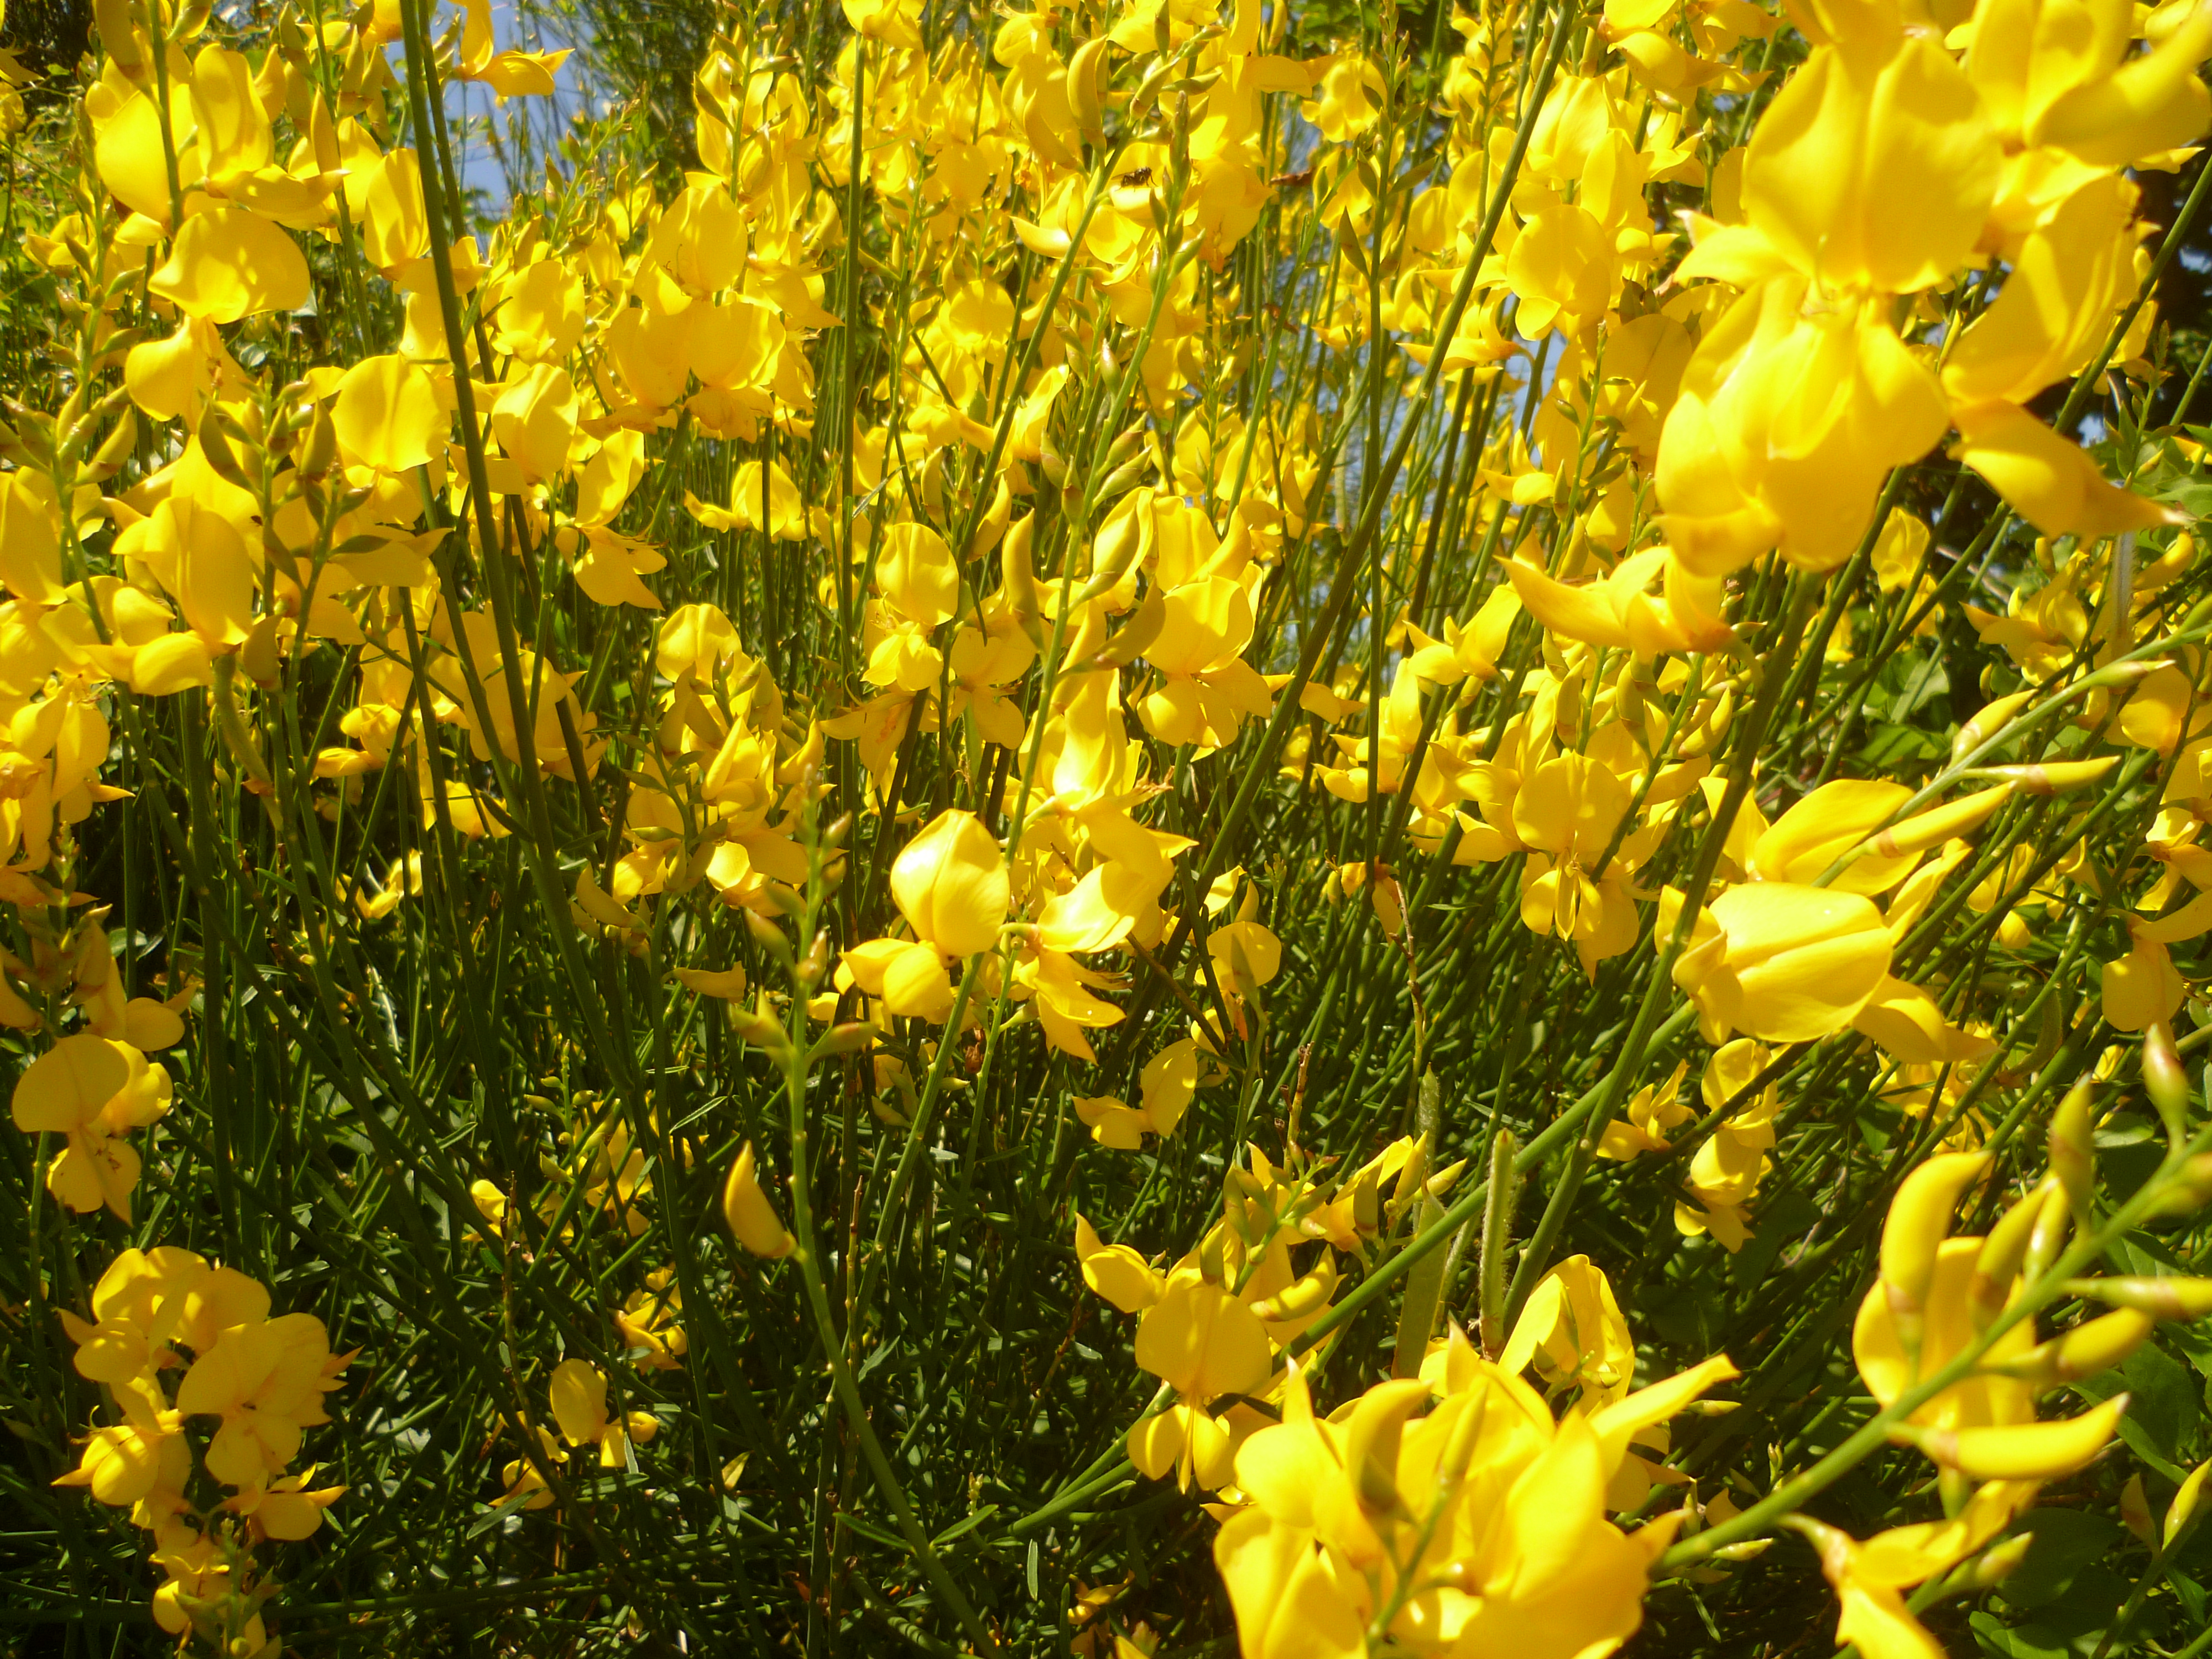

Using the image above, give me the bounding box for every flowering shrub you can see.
[9,0,2212,1652]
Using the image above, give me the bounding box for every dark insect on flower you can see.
[1271,169,1314,190]
[1117,167,1154,187]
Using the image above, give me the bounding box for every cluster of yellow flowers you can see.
[15,0,2212,1648]
[1795,1108,2212,1659]
[1068,1126,1747,1653]
[1064,1092,2212,1659]
[55,1248,349,1653]
[1213,1325,1736,1657]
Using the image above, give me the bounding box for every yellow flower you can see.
[1139,564,1275,754]
[1208,910,1282,1029]
[1404,587,1521,687]
[1966,0,2212,168]
[331,356,445,477]
[491,362,580,485]
[56,1245,212,1384]
[233,1467,348,1542]
[1853,1161,2130,1484]
[1737,6,1998,297]
[1597,1061,1692,1159]
[1652,0,2014,572]
[9,1032,171,1219]
[1499,1255,1637,1407]
[841,936,956,1020]
[844,0,925,49]
[1791,1485,2036,1659]
[1673,1040,1779,1251]
[722,1141,797,1260]
[174,1312,348,1493]
[1952,399,2179,539]
[1514,753,1641,973]
[148,1519,259,1641]
[690,460,806,540]
[148,206,310,323]
[455,0,573,98]
[891,808,1009,959]
[1074,1211,1166,1313]
[54,1401,189,1507]
[1658,276,1949,575]
[1217,1332,1735,1659]
[1505,550,1731,658]
[614,1271,688,1371]
[1077,1039,1201,1149]
[1079,1167,1354,1494]
[1853,976,2001,1066]
[1129,1280,1274,1490]
[2100,899,2212,1031]
[1666,881,1891,1044]
[548,1358,658,1470]
[500,1425,564,1511]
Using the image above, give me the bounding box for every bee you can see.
[1117,166,1154,187]
[1270,169,1315,190]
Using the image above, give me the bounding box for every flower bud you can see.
[90,404,137,476]
[197,404,256,491]
[1712,1538,1775,1562]
[1867,789,2011,859]
[1676,685,1735,758]
[2022,1177,2073,1285]
[1094,586,1166,668]
[239,612,283,687]
[1972,1178,2057,1326]
[300,401,338,479]
[1079,491,1152,603]
[2143,1019,2190,1144]
[1959,1531,2033,1590]
[2122,1473,2156,1545]
[1199,1226,1227,1286]
[2148,1152,2212,1217]
[746,909,796,972]
[1951,691,2033,764]
[2049,1077,2096,1225]
[1001,512,1041,637]
[1067,35,1110,148]
[1981,757,2120,796]
[2065,1275,2212,1319]
[964,475,1014,564]
[796,927,832,992]
[2167,1458,2210,1546]
[805,1021,876,1064]
[726,997,792,1055]
[1990,1308,2152,1386]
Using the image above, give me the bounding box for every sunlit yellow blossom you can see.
[1666,883,1892,1045]
[1217,1325,1735,1659]
[548,1358,659,1470]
